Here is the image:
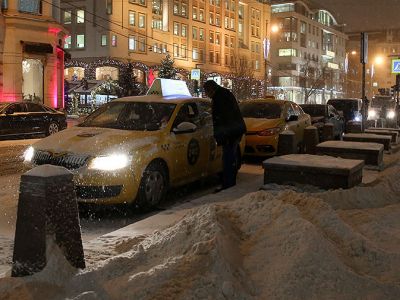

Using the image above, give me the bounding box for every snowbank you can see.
[1,161,400,299]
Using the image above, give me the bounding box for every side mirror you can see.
[173,122,197,134]
[286,115,299,122]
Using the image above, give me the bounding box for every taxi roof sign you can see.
[147,78,192,97]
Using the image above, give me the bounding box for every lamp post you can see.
[264,24,279,96]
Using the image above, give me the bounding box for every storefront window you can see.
[22,59,43,102]
[64,67,85,81]
[96,66,119,81]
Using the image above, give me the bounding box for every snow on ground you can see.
[1,155,400,299]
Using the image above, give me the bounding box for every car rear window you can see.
[301,105,326,117]
[239,102,282,119]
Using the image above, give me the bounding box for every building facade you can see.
[60,0,271,105]
[269,0,347,104]
[0,0,67,108]
[347,29,400,99]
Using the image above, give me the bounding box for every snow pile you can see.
[1,182,400,299]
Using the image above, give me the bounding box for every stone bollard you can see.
[11,165,85,277]
[304,126,319,154]
[322,123,335,141]
[346,121,362,133]
[277,130,296,155]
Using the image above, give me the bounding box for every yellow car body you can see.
[27,93,245,206]
[240,99,311,156]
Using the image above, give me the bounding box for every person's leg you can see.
[222,142,237,189]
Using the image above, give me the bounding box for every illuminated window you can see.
[138,14,146,28]
[192,48,199,60]
[199,9,204,21]
[111,35,117,46]
[76,9,85,23]
[192,27,198,40]
[63,10,72,24]
[64,35,71,49]
[193,7,197,19]
[182,24,187,37]
[106,0,112,14]
[278,49,297,57]
[129,36,137,50]
[199,28,205,41]
[129,11,135,25]
[101,34,107,46]
[173,22,179,35]
[76,34,85,48]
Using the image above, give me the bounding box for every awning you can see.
[21,41,53,54]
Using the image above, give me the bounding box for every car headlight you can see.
[257,127,282,136]
[387,110,396,119]
[89,154,132,171]
[368,109,377,119]
[24,146,35,162]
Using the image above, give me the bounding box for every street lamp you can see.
[271,25,280,33]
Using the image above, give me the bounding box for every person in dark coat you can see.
[203,80,246,192]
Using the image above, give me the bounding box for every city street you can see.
[0,137,265,274]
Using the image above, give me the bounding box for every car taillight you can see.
[257,127,281,136]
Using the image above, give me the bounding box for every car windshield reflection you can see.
[79,102,176,131]
[240,102,282,119]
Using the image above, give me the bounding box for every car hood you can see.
[244,118,284,132]
[32,126,160,156]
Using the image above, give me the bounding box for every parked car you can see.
[0,101,67,139]
[300,104,344,139]
[240,99,311,156]
[368,95,397,127]
[326,98,363,132]
[24,79,245,209]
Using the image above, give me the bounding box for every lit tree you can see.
[158,54,177,79]
[300,59,327,104]
[230,54,256,101]
[118,63,141,97]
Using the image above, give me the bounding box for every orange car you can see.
[240,99,311,156]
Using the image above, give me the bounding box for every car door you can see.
[25,103,48,134]
[1,103,28,136]
[168,102,209,185]
[197,100,223,175]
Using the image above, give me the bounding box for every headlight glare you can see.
[387,110,396,119]
[24,146,35,162]
[89,154,131,171]
[368,110,377,119]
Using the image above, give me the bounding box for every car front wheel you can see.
[136,161,168,211]
[47,122,59,136]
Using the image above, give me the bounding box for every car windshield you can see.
[79,102,176,131]
[371,97,396,109]
[301,105,326,117]
[240,102,282,119]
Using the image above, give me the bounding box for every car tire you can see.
[46,121,59,136]
[136,161,168,211]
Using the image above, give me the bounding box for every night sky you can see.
[312,0,400,32]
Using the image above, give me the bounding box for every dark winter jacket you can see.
[211,86,246,145]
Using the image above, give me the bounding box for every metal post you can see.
[362,61,367,131]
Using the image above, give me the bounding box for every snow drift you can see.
[1,163,400,299]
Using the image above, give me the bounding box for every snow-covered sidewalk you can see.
[1,154,400,299]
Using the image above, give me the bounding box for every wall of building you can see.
[60,0,271,83]
[269,1,347,104]
[0,0,67,107]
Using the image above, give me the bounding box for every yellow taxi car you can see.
[239,99,311,156]
[24,79,244,209]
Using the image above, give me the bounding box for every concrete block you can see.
[263,154,364,189]
[277,130,296,155]
[365,129,399,144]
[316,141,384,167]
[322,123,334,141]
[343,133,392,151]
[304,126,319,154]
